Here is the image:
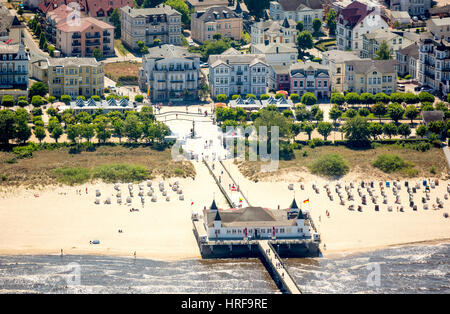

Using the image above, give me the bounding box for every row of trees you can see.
[0,106,170,146]
[330,91,437,107]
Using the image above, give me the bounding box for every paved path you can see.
[442,144,450,172]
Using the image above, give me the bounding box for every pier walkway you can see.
[257,240,302,294]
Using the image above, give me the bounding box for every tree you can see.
[358,107,370,117]
[39,33,46,49]
[329,105,342,124]
[146,121,170,144]
[301,122,315,140]
[143,0,164,8]
[330,93,345,107]
[297,31,314,52]
[112,118,125,143]
[253,109,292,144]
[341,116,371,147]
[165,0,191,25]
[296,21,304,32]
[92,48,103,60]
[1,95,14,108]
[213,33,222,41]
[374,40,392,60]
[374,92,390,104]
[244,0,270,19]
[397,123,411,138]
[372,102,387,122]
[390,92,405,104]
[29,82,49,99]
[317,122,333,140]
[95,117,111,143]
[60,95,72,104]
[312,18,322,35]
[360,92,375,106]
[428,121,446,137]
[15,118,31,144]
[345,92,360,105]
[67,124,80,143]
[50,124,63,143]
[368,122,383,140]
[326,9,337,36]
[387,102,405,123]
[346,108,357,118]
[301,92,317,106]
[290,93,300,103]
[0,110,16,145]
[383,122,398,139]
[416,124,428,138]
[418,91,434,103]
[295,105,311,122]
[34,126,46,143]
[135,95,144,102]
[110,8,121,39]
[124,114,143,142]
[404,105,419,124]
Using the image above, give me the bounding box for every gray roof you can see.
[345,59,397,74]
[364,29,399,41]
[0,43,22,54]
[194,6,240,21]
[145,44,201,60]
[208,49,268,67]
[290,61,330,76]
[429,17,450,26]
[252,43,297,54]
[322,50,362,63]
[120,4,181,17]
[397,43,419,59]
[206,206,302,228]
[422,111,445,124]
[271,64,291,74]
[0,6,24,34]
[276,0,324,11]
[48,57,101,67]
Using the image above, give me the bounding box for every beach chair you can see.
[179,194,184,200]
[162,191,167,196]
[146,180,152,187]
[388,205,392,212]
[375,205,379,211]
[348,205,354,211]
[166,196,170,202]
[424,204,428,210]
[178,189,183,194]
[413,205,417,211]
[96,190,101,197]
[357,206,362,212]
[94,198,100,204]
[116,192,121,198]
[147,191,153,196]
[288,184,294,190]
[126,197,132,204]
[151,196,157,202]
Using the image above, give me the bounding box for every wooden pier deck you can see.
[257,240,302,294]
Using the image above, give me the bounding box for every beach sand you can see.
[222,160,450,257]
[1,158,449,261]
[0,162,227,261]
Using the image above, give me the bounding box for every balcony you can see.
[236,81,243,85]
[103,38,111,43]
[86,40,100,46]
[86,33,101,39]
[72,49,81,54]
[103,31,111,37]
[170,79,184,83]
[72,41,81,46]
[236,70,243,75]
[103,46,111,51]
[72,33,81,39]
[0,70,28,75]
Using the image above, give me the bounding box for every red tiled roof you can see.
[56,16,114,32]
[39,0,132,16]
[339,1,374,29]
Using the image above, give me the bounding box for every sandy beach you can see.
[1,157,449,261]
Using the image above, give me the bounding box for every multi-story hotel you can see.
[269,0,324,32]
[336,1,388,56]
[208,48,269,97]
[120,4,182,50]
[250,18,297,45]
[322,50,362,93]
[345,59,397,94]
[56,17,114,57]
[0,43,29,96]
[289,61,331,99]
[139,45,201,102]
[191,6,243,43]
[47,57,104,98]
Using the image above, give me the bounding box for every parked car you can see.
[414,86,421,92]
[420,86,433,93]
[200,62,209,68]
[398,84,405,91]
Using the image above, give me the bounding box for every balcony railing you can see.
[86,33,101,39]
[103,31,111,37]
[86,40,100,46]
[72,33,81,39]
[72,41,81,46]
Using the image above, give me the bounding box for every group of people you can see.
[76,188,88,195]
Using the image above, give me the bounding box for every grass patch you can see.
[53,167,92,185]
[104,61,141,83]
[309,153,349,178]
[92,164,149,183]
[114,39,131,56]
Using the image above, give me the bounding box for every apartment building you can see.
[186,0,249,17]
[56,17,114,57]
[191,6,243,43]
[208,48,269,97]
[47,57,104,98]
[120,4,182,50]
[44,4,86,44]
[0,43,29,91]
[427,17,450,42]
[396,42,419,79]
[419,36,450,97]
[289,61,330,99]
[38,0,133,22]
[345,59,397,94]
[139,45,201,102]
[0,6,25,45]
[388,0,431,17]
[321,50,362,92]
[336,1,388,56]
[361,29,413,59]
[250,18,297,45]
[269,0,324,32]
[252,43,298,91]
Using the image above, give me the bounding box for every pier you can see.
[257,240,302,294]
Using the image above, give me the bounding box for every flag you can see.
[147,85,151,97]
[239,198,243,203]
[191,201,194,206]
[303,199,309,204]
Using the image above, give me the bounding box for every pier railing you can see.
[219,160,251,207]
[202,159,234,207]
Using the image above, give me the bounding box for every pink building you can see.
[289,62,331,99]
[56,17,114,57]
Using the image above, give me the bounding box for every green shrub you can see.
[53,167,92,185]
[309,153,349,177]
[134,94,144,102]
[92,164,149,183]
[260,94,269,100]
[372,154,414,173]
[216,94,227,102]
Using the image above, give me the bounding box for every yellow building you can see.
[345,59,397,95]
[322,50,362,93]
[47,58,104,98]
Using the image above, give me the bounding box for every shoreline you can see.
[0,237,449,262]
